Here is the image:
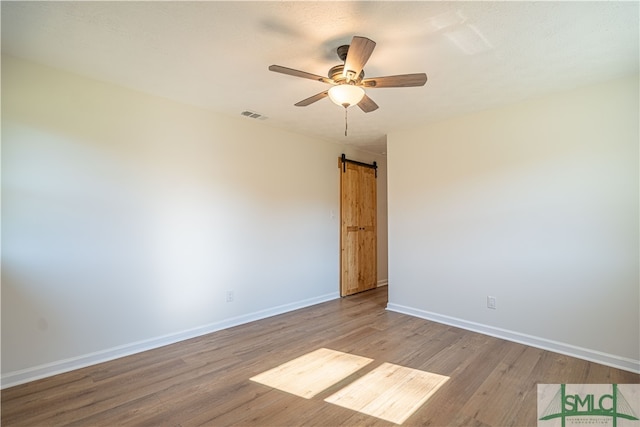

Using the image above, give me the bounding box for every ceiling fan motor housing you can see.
[328,65,364,84]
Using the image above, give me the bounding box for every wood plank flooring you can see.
[2,287,639,426]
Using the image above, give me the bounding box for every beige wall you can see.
[1,56,387,385]
[387,74,639,371]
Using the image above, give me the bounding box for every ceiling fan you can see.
[268,36,428,115]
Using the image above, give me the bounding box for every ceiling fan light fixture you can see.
[328,84,365,108]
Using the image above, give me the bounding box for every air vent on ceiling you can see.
[241,110,268,120]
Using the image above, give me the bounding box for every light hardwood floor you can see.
[2,287,638,426]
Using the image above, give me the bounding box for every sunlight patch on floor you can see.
[324,362,450,425]
[249,348,373,399]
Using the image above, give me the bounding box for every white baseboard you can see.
[377,279,388,287]
[2,292,340,389]
[386,303,640,374]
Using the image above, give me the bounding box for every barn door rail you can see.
[341,154,378,178]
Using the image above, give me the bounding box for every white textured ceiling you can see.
[2,1,638,155]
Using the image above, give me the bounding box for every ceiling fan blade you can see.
[343,36,376,81]
[294,90,329,107]
[361,73,428,88]
[269,65,334,84]
[357,94,379,113]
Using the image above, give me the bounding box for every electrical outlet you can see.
[226,291,234,302]
[487,296,496,310]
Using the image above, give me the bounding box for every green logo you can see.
[539,384,639,427]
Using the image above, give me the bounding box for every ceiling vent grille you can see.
[241,110,268,120]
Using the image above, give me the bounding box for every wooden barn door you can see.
[340,156,377,296]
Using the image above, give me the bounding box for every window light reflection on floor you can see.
[249,348,373,399]
[325,362,449,424]
[250,348,449,425]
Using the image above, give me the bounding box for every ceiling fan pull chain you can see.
[344,107,348,137]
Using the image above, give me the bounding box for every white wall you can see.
[376,158,388,286]
[387,75,639,372]
[1,56,387,386]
